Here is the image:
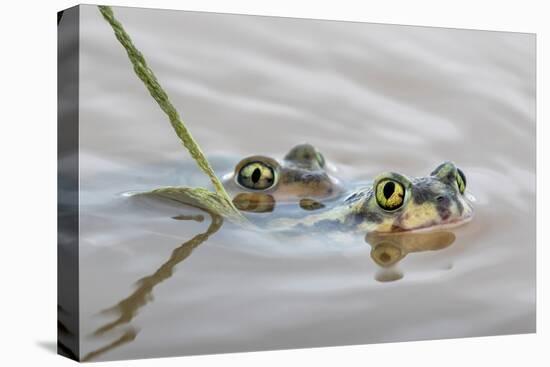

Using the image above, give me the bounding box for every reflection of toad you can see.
[366,231,455,269]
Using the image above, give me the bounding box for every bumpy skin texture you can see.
[223,145,473,233]
[269,161,473,233]
[352,164,473,232]
[222,143,343,202]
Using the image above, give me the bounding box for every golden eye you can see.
[456,168,466,194]
[237,162,276,190]
[375,179,405,210]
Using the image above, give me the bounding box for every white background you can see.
[0,0,546,365]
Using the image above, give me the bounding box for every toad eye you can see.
[237,162,276,190]
[456,168,466,194]
[375,179,405,211]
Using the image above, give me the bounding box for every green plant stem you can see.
[97,5,245,222]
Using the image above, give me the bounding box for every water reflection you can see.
[82,329,137,362]
[233,193,275,213]
[232,193,326,213]
[299,198,326,211]
[84,207,457,360]
[365,231,456,282]
[83,211,223,361]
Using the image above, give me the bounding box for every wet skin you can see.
[223,144,474,233]
[222,143,343,212]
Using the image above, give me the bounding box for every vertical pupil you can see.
[251,167,262,183]
[383,181,395,199]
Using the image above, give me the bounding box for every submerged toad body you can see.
[222,144,474,233]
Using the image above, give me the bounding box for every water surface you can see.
[77,5,535,361]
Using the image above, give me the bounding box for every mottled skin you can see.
[224,144,474,233]
[274,163,473,233]
[223,144,342,210]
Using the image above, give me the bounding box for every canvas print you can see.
[57,4,536,362]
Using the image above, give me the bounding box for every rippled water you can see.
[76,5,535,361]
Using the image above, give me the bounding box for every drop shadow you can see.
[35,340,57,354]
